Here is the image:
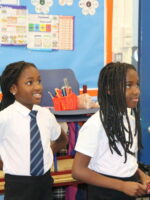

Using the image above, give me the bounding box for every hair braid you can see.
[98,62,142,162]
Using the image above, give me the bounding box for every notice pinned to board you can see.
[0,0,20,5]
[27,14,74,51]
[28,14,59,50]
[58,16,74,50]
[0,4,27,46]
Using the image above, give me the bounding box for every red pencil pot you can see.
[53,93,77,111]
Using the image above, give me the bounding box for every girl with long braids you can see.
[0,61,68,200]
[72,62,150,200]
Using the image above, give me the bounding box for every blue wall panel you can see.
[0,0,104,89]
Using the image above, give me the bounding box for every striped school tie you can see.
[29,110,44,176]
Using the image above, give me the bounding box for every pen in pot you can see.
[48,91,54,99]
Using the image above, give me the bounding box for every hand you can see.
[140,174,150,194]
[121,181,147,197]
[147,183,150,194]
[141,174,150,185]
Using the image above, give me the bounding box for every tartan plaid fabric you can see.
[52,147,67,200]
[52,186,66,200]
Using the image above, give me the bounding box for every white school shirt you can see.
[75,111,138,178]
[0,101,61,176]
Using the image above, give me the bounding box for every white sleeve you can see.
[48,110,61,141]
[75,112,101,157]
[0,111,7,139]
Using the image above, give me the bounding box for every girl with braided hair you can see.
[72,62,150,200]
[0,61,68,200]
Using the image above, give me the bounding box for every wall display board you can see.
[0,0,104,90]
[0,4,27,46]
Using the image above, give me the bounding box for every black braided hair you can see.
[97,62,142,162]
[0,61,37,111]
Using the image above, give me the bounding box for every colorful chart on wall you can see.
[0,5,27,46]
[28,14,74,50]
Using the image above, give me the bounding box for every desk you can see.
[51,156,80,187]
[50,108,99,122]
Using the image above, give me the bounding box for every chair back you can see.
[39,69,79,107]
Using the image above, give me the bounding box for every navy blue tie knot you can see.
[29,110,38,119]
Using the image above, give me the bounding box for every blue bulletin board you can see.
[0,0,104,89]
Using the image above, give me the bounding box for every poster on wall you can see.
[0,0,19,5]
[0,5,27,46]
[58,16,74,50]
[28,14,59,50]
[27,14,74,50]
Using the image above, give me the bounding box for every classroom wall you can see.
[0,0,104,89]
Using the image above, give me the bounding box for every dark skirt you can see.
[4,170,53,200]
[88,173,138,200]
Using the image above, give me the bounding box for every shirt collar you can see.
[13,101,38,117]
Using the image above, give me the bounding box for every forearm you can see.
[0,160,3,170]
[72,152,147,196]
[72,152,124,190]
[51,141,66,153]
[51,130,68,153]
[72,164,124,191]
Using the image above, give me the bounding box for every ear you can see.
[10,84,17,96]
